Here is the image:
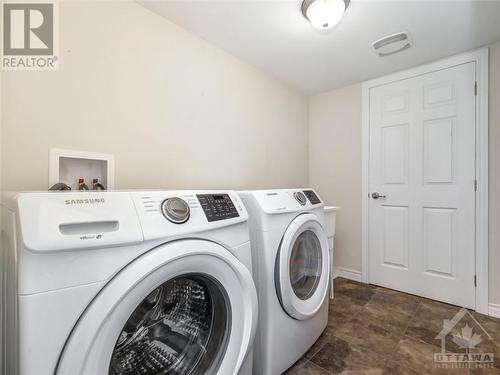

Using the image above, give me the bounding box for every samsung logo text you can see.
[65,198,105,205]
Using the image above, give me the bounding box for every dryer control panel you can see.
[239,188,324,214]
[197,194,239,222]
[303,190,321,205]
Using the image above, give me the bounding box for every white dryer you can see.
[1,190,258,375]
[239,189,330,375]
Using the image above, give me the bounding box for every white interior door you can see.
[368,62,476,308]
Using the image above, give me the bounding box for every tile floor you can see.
[284,278,500,375]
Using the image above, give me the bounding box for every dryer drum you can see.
[109,275,230,375]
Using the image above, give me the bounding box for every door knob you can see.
[371,192,387,199]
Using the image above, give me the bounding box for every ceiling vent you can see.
[372,32,411,57]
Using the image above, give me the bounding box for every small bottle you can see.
[78,178,89,191]
[92,178,105,190]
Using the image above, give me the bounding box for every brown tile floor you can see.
[284,278,500,375]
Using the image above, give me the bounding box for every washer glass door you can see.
[109,275,229,375]
[276,214,330,320]
[56,240,258,375]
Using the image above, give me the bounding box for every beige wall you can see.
[1,1,308,192]
[309,42,500,305]
[309,84,362,272]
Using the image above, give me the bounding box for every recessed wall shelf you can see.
[49,148,115,190]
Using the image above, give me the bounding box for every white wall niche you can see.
[49,149,115,191]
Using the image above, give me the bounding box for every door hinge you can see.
[474,275,477,287]
[474,179,478,191]
[475,81,478,96]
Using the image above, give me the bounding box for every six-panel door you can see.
[368,62,476,308]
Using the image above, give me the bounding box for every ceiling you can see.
[138,0,500,95]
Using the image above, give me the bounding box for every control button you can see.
[196,193,240,222]
[161,197,190,224]
[294,191,307,205]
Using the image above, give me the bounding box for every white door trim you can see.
[361,48,489,314]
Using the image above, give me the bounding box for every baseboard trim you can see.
[333,267,362,282]
[488,303,500,318]
[333,268,499,315]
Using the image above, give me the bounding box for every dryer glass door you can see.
[276,214,330,320]
[289,230,323,300]
[109,275,229,375]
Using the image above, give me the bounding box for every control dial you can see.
[294,191,307,205]
[161,197,190,224]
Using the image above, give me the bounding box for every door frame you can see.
[361,48,489,314]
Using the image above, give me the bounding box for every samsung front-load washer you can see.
[238,189,330,375]
[1,190,257,375]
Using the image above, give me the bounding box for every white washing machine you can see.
[1,190,258,375]
[238,189,330,375]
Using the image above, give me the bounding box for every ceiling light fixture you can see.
[301,0,349,30]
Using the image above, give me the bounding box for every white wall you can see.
[489,41,500,305]
[1,0,308,192]
[309,42,500,305]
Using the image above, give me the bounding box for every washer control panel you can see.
[303,190,321,204]
[197,194,239,222]
[132,191,247,241]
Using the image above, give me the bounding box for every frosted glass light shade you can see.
[304,0,346,30]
